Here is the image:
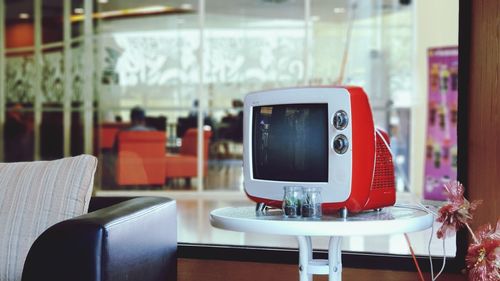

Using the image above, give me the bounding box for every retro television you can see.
[243,86,395,213]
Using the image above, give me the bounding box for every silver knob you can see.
[333,110,349,130]
[333,134,349,154]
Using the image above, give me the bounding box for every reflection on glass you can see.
[252,104,328,182]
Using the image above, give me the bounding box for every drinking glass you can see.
[301,187,322,218]
[282,186,303,218]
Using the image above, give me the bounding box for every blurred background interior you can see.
[0,0,459,257]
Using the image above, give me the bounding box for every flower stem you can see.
[465,222,478,244]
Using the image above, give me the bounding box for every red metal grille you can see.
[371,134,395,189]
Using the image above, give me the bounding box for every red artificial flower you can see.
[436,181,482,239]
[466,219,500,281]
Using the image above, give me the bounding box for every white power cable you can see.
[425,206,447,281]
[395,202,447,281]
[434,238,447,280]
[380,129,449,280]
[416,201,438,216]
[428,221,435,280]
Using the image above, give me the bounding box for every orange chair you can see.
[164,127,212,180]
[115,131,166,186]
[99,122,129,149]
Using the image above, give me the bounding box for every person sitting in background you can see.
[112,106,155,154]
[104,106,155,188]
[127,106,154,131]
[177,100,214,138]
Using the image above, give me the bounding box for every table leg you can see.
[328,236,342,281]
[297,236,313,281]
[306,236,313,281]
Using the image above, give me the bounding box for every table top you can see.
[210,206,433,236]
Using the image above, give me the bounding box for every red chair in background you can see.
[115,131,166,186]
[164,127,212,181]
[111,127,212,187]
[99,122,129,149]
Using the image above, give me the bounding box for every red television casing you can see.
[243,86,396,213]
[323,86,395,212]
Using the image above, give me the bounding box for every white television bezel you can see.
[243,87,353,203]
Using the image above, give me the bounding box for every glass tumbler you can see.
[301,187,322,218]
[282,186,303,218]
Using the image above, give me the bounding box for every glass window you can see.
[1,0,460,261]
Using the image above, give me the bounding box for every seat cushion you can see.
[164,154,198,178]
[0,155,97,281]
[116,131,166,185]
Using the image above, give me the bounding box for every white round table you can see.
[210,206,433,281]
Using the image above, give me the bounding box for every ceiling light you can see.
[133,6,172,14]
[98,0,109,3]
[333,7,346,14]
[310,15,320,22]
[19,13,30,19]
[70,5,192,22]
[180,3,193,10]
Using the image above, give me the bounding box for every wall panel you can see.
[178,258,466,281]
[466,0,500,229]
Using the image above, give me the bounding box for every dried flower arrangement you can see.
[436,181,499,281]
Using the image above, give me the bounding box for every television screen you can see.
[252,103,328,182]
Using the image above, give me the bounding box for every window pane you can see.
[1,0,460,260]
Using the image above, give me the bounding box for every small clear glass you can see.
[282,186,303,218]
[301,187,322,218]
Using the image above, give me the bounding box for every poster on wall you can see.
[424,46,458,201]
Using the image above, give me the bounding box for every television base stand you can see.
[338,207,348,219]
[255,202,268,215]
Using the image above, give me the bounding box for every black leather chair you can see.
[21,197,177,281]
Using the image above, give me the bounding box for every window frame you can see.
[177,0,471,272]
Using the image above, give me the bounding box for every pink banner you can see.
[423,46,458,201]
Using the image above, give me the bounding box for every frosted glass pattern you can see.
[42,51,64,104]
[109,32,198,86]
[72,45,84,103]
[205,30,304,85]
[5,56,35,104]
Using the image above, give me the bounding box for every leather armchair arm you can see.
[22,197,177,281]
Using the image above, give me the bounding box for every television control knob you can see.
[333,110,349,130]
[333,134,349,154]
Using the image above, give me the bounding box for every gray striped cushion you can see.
[0,155,97,281]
